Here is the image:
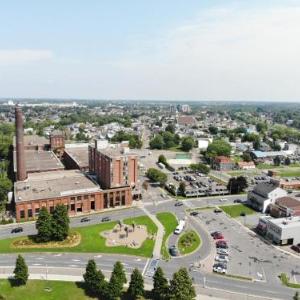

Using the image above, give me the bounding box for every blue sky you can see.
[0,0,299,101]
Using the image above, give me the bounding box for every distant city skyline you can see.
[0,1,299,101]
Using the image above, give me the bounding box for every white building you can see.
[248,182,287,213]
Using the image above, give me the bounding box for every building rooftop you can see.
[93,144,138,158]
[276,197,300,209]
[64,144,89,168]
[14,150,64,173]
[268,216,300,229]
[13,135,49,148]
[14,170,101,202]
[252,182,280,197]
[177,115,196,126]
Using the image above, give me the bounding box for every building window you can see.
[71,204,75,211]
[20,210,25,219]
[35,208,40,216]
[71,197,75,201]
[50,206,54,213]
[91,201,95,210]
[84,195,89,200]
[77,196,82,201]
[122,195,126,205]
[28,209,33,218]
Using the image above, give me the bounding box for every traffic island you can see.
[178,230,201,255]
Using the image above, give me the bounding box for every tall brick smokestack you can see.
[15,105,27,181]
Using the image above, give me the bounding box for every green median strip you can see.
[280,273,300,288]
[156,212,178,260]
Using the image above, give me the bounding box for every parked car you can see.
[291,244,300,253]
[80,217,90,223]
[234,199,242,203]
[216,241,228,249]
[217,248,229,256]
[215,255,229,263]
[213,263,227,274]
[214,208,222,214]
[211,231,222,237]
[101,217,111,222]
[169,245,179,256]
[190,211,199,216]
[240,212,246,217]
[175,202,183,207]
[212,232,224,240]
[11,227,23,233]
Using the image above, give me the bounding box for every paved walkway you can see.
[140,205,164,259]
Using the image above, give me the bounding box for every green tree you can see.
[273,155,281,166]
[162,131,176,149]
[158,155,167,165]
[294,291,300,300]
[181,137,195,152]
[106,261,127,300]
[178,182,186,196]
[242,152,252,162]
[83,259,106,297]
[285,157,291,165]
[146,168,167,185]
[227,176,248,194]
[206,139,232,158]
[165,123,175,134]
[152,267,169,300]
[36,207,52,242]
[0,176,12,204]
[169,268,196,300]
[208,126,218,135]
[128,268,144,299]
[150,135,164,149]
[51,204,70,241]
[189,163,210,174]
[14,255,28,285]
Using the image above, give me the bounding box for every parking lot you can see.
[192,208,300,284]
[167,170,229,198]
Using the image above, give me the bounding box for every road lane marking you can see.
[142,258,150,276]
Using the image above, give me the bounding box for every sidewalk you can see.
[140,204,164,259]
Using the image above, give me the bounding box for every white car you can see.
[213,265,227,274]
[217,248,229,256]
[215,255,229,263]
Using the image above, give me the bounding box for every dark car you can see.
[80,217,90,223]
[190,211,199,216]
[214,208,222,213]
[211,231,222,237]
[212,232,224,240]
[234,199,242,203]
[169,245,179,256]
[240,212,246,217]
[11,227,23,234]
[291,244,300,253]
[101,216,111,222]
[175,202,183,207]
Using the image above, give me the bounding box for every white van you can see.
[174,220,185,234]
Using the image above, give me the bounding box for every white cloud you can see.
[0,49,54,65]
[108,4,300,101]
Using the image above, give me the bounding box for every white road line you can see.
[72,259,81,262]
[142,258,150,276]
[69,265,78,267]
[36,257,44,260]
[32,263,42,266]
[94,255,102,258]
[53,254,62,257]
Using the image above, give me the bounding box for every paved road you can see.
[0,195,297,299]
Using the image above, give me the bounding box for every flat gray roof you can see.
[15,170,101,202]
[14,150,64,173]
[13,135,49,147]
[64,145,89,168]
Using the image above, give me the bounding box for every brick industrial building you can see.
[13,106,138,221]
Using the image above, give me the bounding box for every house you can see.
[177,116,197,127]
[212,156,235,171]
[237,161,255,170]
[197,138,212,151]
[269,196,300,218]
[279,179,300,190]
[248,182,287,213]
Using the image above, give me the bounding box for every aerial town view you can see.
[0,1,300,300]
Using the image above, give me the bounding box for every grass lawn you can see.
[178,230,201,255]
[0,279,93,300]
[220,204,256,218]
[278,168,300,177]
[156,212,178,260]
[0,216,157,257]
[279,273,300,288]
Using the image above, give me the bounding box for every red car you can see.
[216,240,228,247]
[291,244,300,253]
[213,232,224,240]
